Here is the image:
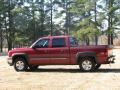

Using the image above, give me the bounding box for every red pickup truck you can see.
[7,35,115,72]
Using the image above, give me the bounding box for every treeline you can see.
[0,0,120,52]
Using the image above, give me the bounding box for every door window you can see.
[34,39,49,48]
[52,38,66,47]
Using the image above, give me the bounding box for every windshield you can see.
[69,37,78,47]
[30,38,41,48]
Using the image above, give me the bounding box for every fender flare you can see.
[76,52,98,64]
[12,53,28,64]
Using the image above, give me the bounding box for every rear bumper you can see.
[106,55,115,64]
[7,57,13,66]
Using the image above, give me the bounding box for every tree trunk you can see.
[94,1,98,45]
[108,33,111,45]
[110,16,113,45]
[107,0,114,45]
[8,38,12,51]
[86,37,90,45]
[50,0,53,36]
[8,0,13,51]
[95,35,98,45]
[0,29,3,52]
[32,2,36,41]
[111,34,113,45]
[40,0,45,37]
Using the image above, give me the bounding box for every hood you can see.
[8,48,32,57]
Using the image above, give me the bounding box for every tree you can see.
[71,0,101,45]
[0,0,5,52]
[54,0,74,35]
[101,0,120,45]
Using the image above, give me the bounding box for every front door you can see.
[29,38,50,65]
[50,38,70,64]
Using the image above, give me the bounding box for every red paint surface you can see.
[8,36,110,65]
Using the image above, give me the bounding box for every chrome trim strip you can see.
[30,57,68,60]
[30,58,50,60]
[51,58,68,60]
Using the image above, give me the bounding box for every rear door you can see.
[50,37,70,64]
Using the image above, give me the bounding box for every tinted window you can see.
[69,37,78,47]
[52,38,66,47]
[35,39,49,48]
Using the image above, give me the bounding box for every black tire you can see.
[29,65,39,71]
[14,57,27,72]
[79,57,96,72]
[95,64,101,70]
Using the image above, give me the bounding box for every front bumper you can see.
[106,55,115,64]
[7,57,13,66]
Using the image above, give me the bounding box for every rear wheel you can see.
[14,57,27,72]
[79,57,96,72]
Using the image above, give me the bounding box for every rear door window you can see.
[52,38,66,47]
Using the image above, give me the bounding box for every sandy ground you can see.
[0,49,120,90]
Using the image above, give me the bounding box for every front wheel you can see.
[79,57,95,72]
[14,57,27,72]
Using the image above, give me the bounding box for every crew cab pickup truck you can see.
[7,35,115,72]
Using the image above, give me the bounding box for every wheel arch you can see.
[12,53,28,65]
[76,52,97,64]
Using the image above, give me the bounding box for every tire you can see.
[95,64,101,70]
[29,65,39,71]
[14,57,27,72]
[79,57,96,72]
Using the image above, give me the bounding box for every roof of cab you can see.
[40,35,70,39]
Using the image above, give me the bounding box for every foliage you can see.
[0,0,120,51]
